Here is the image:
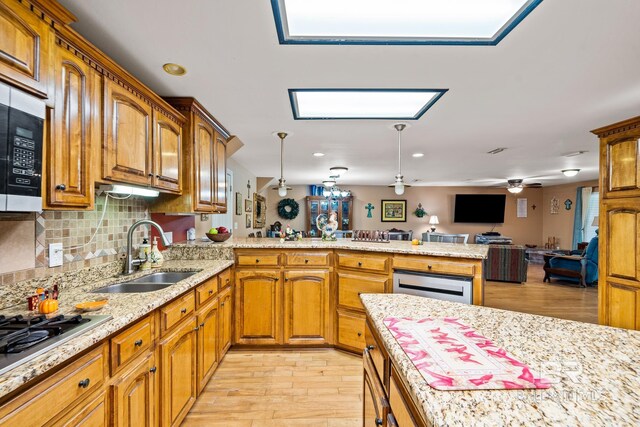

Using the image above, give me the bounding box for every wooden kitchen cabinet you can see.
[196,297,219,394]
[158,317,197,427]
[153,109,182,193]
[111,351,158,427]
[45,41,97,209]
[283,270,331,345]
[214,134,227,212]
[193,112,215,209]
[0,0,53,99]
[235,269,282,345]
[103,78,153,186]
[218,285,233,359]
[363,348,390,427]
[54,389,108,427]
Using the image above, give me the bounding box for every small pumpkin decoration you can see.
[277,198,300,220]
[39,297,59,314]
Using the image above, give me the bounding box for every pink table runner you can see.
[384,317,551,391]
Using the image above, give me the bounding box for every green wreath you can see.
[277,198,299,220]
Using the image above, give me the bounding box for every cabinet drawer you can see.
[52,389,108,427]
[337,310,366,352]
[394,255,476,277]
[364,348,389,427]
[337,252,389,274]
[196,276,218,308]
[219,268,232,290]
[111,315,154,374]
[365,320,386,389]
[284,252,331,267]
[0,344,108,427]
[338,273,388,312]
[236,253,280,267]
[160,291,196,333]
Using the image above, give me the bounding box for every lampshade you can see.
[591,216,599,227]
[507,186,523,194]
[428,215,439,225]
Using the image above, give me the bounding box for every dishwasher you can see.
[393,270,473,304]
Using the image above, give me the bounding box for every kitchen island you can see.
[361,293,640,426]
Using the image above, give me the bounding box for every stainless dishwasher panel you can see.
[393,270,473,304]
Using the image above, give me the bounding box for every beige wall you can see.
[266,185,544,245]
[542,180,599,249]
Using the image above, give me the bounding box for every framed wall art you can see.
[235,192,243,215]
[381,200,407,222]
[245,214,252,228]
[245,199,252,213]
[253,193,266,228]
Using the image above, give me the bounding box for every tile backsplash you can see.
[1,194,149,286]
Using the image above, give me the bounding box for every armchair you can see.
[543,236,598,287]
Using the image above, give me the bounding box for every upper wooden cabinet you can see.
[45,41,98,209]
[103,78,153,186]
[153,109,182,193]
[152,97,229,213]
[0,0,53,99]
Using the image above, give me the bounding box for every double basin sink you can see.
[92,271,198,294]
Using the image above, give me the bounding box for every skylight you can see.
[272,0,542,45]
[289,89,447,120]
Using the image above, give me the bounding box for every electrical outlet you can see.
[49,243,63,267]
[234,222,238,230]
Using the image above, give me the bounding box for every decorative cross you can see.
[247,180,251,198]
[532,204,537,210]
[365,203,375,218]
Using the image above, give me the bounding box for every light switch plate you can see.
[49,243,63,267]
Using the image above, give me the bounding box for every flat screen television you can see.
[454,194,506,223]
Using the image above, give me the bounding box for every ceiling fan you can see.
[504,179,542,194]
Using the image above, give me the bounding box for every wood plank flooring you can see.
[484,264,598,324]
[182,350,363,427]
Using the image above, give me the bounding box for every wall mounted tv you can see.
[454,194,506,223]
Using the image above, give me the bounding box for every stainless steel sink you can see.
[91,271,198,293]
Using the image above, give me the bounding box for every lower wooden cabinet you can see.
[159,317,197,427]
[363,348,390,427]
[283,270,331,345]
[111,352,157,427]
[219,286,233,358]
[337,309,366,352]
[196,297,219,394]
[54,389,108,427]
[235,270,281,345]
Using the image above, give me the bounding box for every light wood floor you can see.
[484,264,598,324]
[182,350,363,427]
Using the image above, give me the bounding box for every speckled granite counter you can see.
[0,259,233,399]
[361,294,640,427]
[172,237,489,259]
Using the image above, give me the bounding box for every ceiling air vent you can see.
[487,147,507,155]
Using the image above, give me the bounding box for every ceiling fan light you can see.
[508,186,523,194]
[394,182,405,195]
[329,166,348,176]
[323,180,336,187]
[562,169,580,177]
[340,190,349,198]
[278,186,288,197]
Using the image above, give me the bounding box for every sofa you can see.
[484,245,528,283]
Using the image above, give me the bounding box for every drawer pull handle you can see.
[255,259,260,263]
[194,326,200,331]
[428,265,432,270]
[376,418,383,426]
[304,259,309,264]
[148,173,154,177]
[149,366,157,374]
[200,322,205,327]
[358,262,362,267]
[181,308,187,314]
[226,278,230,283]
[357,332,362,337]
[285,278,289,282]
[221,302,225,307]
[209,289,214,295]
[367,344,375,351]
[134,339,143,347]
[78,378,90,388]
[55,184,66,191]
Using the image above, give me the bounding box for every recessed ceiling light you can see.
[272,0,542,45]
[330,166,348,176]
[563,151,587,157]
[562,169,581,177]
[412,153,424,158]
[162,63,187,76]
[313,152,325,157]
[289,89,447,120]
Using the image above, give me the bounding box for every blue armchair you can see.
[543,236,598,287]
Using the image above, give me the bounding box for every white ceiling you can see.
[59,0,640,187]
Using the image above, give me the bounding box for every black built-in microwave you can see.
[0,82,44,212]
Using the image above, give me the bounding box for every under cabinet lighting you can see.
[289,89,447,120]
[272,0,542,45]
[100,185,160,197]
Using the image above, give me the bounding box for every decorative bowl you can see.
[205,232,232,242]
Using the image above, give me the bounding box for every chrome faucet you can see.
[124,219,172,274]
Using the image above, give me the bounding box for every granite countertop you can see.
[173,237,489,259]
[361,294,640,427]
[0,259,233,399]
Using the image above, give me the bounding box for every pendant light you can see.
[388,123,411,195]
[272,132,292,197]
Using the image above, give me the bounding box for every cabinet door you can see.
[214,134,227,212]
[218,286,233,359]
[235,270,281,345]
[196,297,219,394]
[103,79,152,185]
[0,1,52,98]
[47,45,94,209]
[193,114,214,211]
[111,352,157,427]
[159,318,197,427]
[153,110,181,193]
[602,137,640,199]
[283,270,330,345]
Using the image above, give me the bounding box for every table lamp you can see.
[428,215,439,232]
[591,216,599,227]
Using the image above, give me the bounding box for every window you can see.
[272,0,543,45]
[584,191,599,242]
[289,89,448,120]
